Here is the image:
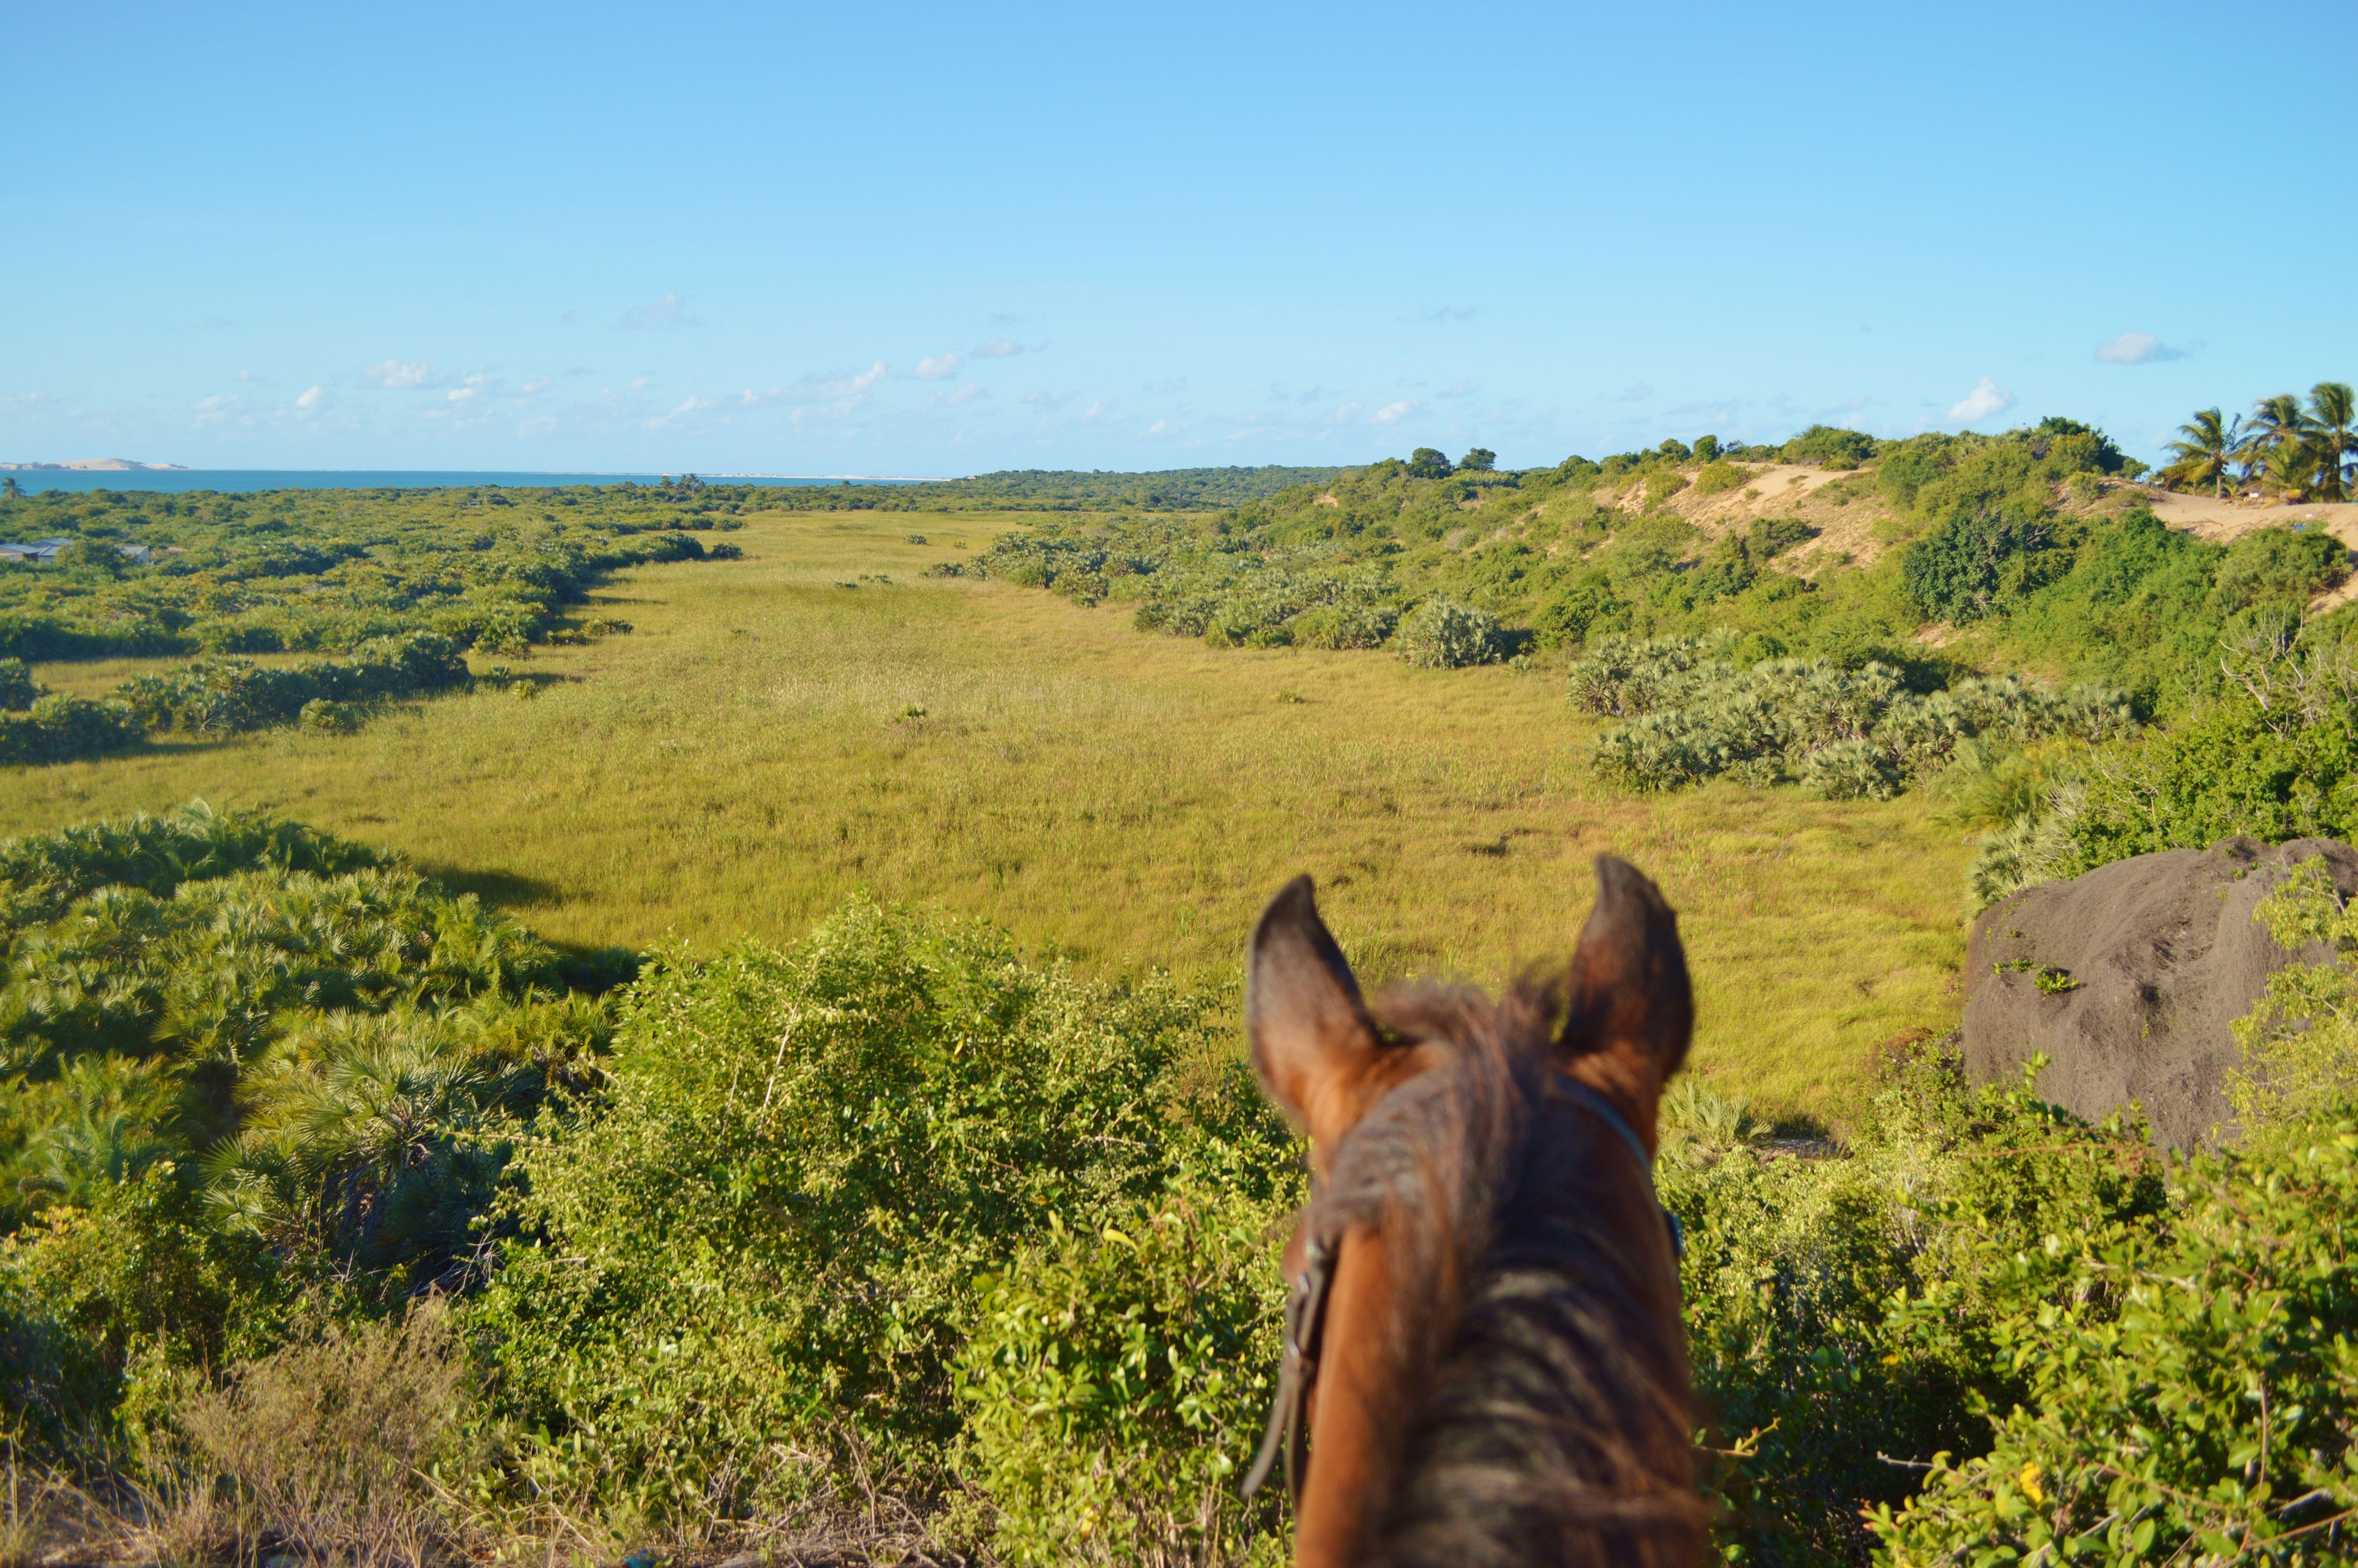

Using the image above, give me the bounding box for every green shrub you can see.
[1778,424,1879,468]
[469,899,1276,1522]
[115,632,468,739]
[0,693,143,765]
[1394,599,1505,668]
[1692,461,1750,496]
[2226,858,2358,1132]
[1867,1116,2358,1564]
[1287,600,1396,650]
[1796,736,1901,800]
[296,698,358,734]
[1576,637,2131,796]
[954,1183,1290,1566]
[0,660,34,713]
[1902,506,2065,622]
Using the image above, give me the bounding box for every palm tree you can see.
[2248,393,2318,500]
[2308,382,2356,503]
[1,477,19,502]
[2163,408,2245,497]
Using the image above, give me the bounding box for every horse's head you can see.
[1244,856,1702,1567]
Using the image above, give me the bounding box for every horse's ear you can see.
[1558,855,1692,1080]
[1248,875,1381,1132]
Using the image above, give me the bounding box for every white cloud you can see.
[914,352,965,381]
[631,376,655,391]
[1332,401,1366,422]
[1145,419,1173,435]
[363,358,436,389]
[294,386,324,409]
[1022,390,1074,409]
[645,395,717,431]
[1437,379,1474,399]
[2094,330,2186,365]
[1371,400,1416,424]
[622,293,694,330]
[1948,376,2016,423]
[1617,382,1653,403]
[973,335,1024,358]
[1081,400,1108,421]
[941,384,982,407]
[190,393,244,427]
[520,376,553,394]
[793,362,886,402]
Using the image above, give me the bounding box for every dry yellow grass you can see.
[0,507,1974,1124]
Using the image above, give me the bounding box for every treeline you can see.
[746,464,1352,515]
[4,804,2357,1564]
[2160,381,2355,500]
[0,483,742,665]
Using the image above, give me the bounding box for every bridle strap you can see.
[1240,1076,1682,1508]
[1243,1225,1333,1501]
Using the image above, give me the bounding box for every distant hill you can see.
[0,459,188,472]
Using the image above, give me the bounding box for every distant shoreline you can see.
[0,469,941,497]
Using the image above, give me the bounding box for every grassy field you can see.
[0,506,1973,1123]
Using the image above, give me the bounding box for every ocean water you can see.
[1,470,934,496]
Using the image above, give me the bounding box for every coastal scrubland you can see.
[0,506,1967,1118]
[7,406,2358,1566]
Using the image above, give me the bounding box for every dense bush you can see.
[0,693,144,764]
[0,802,617,1296]
[1393,598,1505,668]
[2059,620,2358,877]
[954,1181,1288,1564]
[115,631,468,735]
[0,482,738,664]
[1575,636,2133,796]
[469,899,1294,1535]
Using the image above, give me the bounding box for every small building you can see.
[0,539,153,566]
[0,538,72,564]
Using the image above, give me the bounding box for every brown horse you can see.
[1240,856,1702,1567]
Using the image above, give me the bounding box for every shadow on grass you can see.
[423,864,562,908]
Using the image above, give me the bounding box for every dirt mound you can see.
[1963,837,2358,1149]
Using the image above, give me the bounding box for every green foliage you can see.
[0,483,736,665]
[1692,460,1749,496]
[114,631,469,736]
[0,801,614,1329]
[2065,622,2358,874]
[1779,424,1879,468]
[779,467,1346,513]
[2226,858,2358,1132]
[0,661,34,713]
[1394,598,1506,668]
[1407,447,1454,479]
[1573,636,2133,796]
[954,1184,1289,1565]
[469,899,1290,1526]
[1903,506,2064,622]
[1867,1117,2358,1564]
[0,693,143,766]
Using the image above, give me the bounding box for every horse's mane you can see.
[1306,980,1703,1567]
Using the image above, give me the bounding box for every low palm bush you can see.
[1577,636,2135,796]
[1394,598,1505,668]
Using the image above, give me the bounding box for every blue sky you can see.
[5,1,2350,475]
